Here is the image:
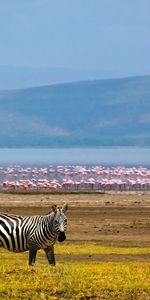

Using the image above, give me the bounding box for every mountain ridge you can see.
[0,65,128,90]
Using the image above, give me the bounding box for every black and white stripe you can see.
[0,204,68,265]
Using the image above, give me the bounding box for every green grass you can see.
[1,243,150,299]
[0,189,105,195]
[55,242,150,255]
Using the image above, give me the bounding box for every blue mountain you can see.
[0,75,150,147]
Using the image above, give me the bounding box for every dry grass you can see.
[1,243,150,299]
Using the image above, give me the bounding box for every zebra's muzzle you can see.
[58,232,66,242]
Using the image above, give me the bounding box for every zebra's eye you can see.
[54,220,58,224]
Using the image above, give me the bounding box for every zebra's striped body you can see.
[0,204,68,265]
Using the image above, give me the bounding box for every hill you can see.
[0,75,150,147]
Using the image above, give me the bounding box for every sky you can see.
[0,0,150,80]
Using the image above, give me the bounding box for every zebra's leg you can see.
[44,245,56,266]
[29,246,37,266]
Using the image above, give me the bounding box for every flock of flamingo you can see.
[0,165,150,190]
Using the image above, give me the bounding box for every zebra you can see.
[0,204,68,266]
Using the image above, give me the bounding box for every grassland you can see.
[1,243,150,300]
[0,190,105,195]
[0,192,150,299]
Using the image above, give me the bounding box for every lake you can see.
[0,147,150,166]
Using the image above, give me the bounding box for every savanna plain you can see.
[0,191,150,300]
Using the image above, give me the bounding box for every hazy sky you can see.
[0,0,150,77]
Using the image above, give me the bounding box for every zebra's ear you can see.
[51,205,57,212]
[62,203,68,213]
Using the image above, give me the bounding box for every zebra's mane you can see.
[0,204,67,220]
[1,213,24,218]
[0,211,53,219]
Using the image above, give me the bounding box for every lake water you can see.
[0,147,150,167]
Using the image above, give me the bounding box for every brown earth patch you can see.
[0,191,150,253]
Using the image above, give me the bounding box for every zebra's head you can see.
[51,204,68,242]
